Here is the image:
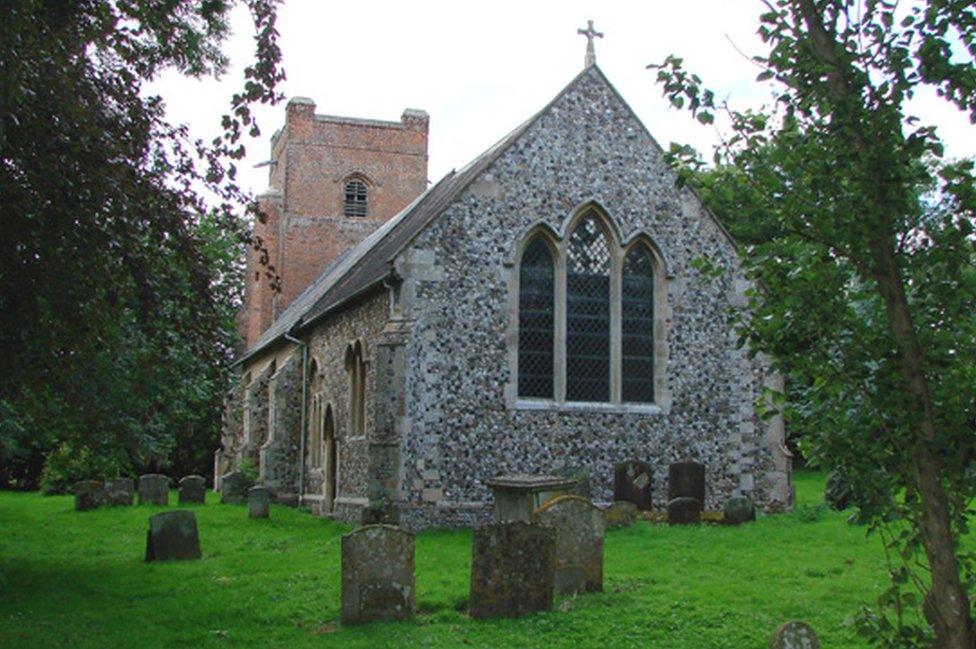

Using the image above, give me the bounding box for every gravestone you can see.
[532,495,604,594]
[668,496,701,525]
[73,480,106,511]
[145,510,202,561]
[137,474,169,506]
[469,521,555,620]
[770,621,821,649]
[613,461,653,510]
[341,525,414,624]
[248,486,270,519]
[668,462,706,507]
[487,475,579,522]
[723,497,756,525]
[178,475,206,504]
[219,470,250,504]
[104,477,134,506]
[553,466,591,498]
[603,501,639,529]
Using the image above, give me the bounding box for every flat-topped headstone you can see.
[604,501,639,529]
[341,525,414,624]
[178,475,206,504]
[73,480,106,511]
[248,486,270,519]
[145,510,201,561]
[668,496,701,525]
[487,474,579,522]
[613,461,653,510]
[137,474,169,506]
[469,521,555,619]
[219,470,250,504]
[104,477,134,506]
[668,462,706,506]
[723,497,756,525]
[532,495,604,594]
[770,621,821,649]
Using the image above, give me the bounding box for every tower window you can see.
[344,179,368,217]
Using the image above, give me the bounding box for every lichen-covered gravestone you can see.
[104,477,134,506]
[668,462,706,506]
[532,495,604,594]
[73,480,106,511]
[469,521,556,620]
[723,497,756,525]
[137,474,169,506]
[613,461,653,511]
[770,621,821,649]
[248,486,270,519]
[178,475,206,504]
[145,510,202,561]
[668,496,702,525]
[219,470,250,504]
[341,525,414,624]
[603,501,639,529]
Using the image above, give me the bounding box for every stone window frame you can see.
[344,338,369,440]
[505,203,671,414]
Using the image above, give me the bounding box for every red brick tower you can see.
[241,98,429,348]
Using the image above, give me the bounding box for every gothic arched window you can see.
[344,178,368,217]
[622,245,655,403]
[517,236,555,398]
[566,214,611,402]
[346,341,367,437]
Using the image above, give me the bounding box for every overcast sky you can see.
[152,0,975,198]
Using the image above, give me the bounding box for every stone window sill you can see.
[511,399,663,415]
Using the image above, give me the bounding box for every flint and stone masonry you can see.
[221,65,793,530]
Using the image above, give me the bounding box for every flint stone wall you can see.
[242,362,274,468]
[261,352,302,501]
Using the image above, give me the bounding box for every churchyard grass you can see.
[0,471,930,647]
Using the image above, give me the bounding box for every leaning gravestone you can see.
[668,496,702,525]
[469,521,556,620]
[668,461,706,507]
[532,495,604,594]
[219,470,250,504]
[248,486,270,519]
[613,461,653,510]
[770,621,821,649]
[104,477,134,506]
[723,497,756,525]
[603,501,639,529]
[137,474,169,506]
[73,480,106,511]
[178,475,206,504]
[341,525,414,624]
[145,510,202,561]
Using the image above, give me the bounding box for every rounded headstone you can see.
[341,525,415,624]
[248,486,270,519]
[532,495,604,594]
[770,621,821,649]
[104,477,134,506]
[667,496,702,525]
[145,510,201,561]
[668,462,705,505]
[73,480,106,511]
[723,497,756,525]
[138,474,169,506]
[178,475,206,504]
[220,470,250,504]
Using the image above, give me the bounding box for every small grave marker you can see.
[145,510,202,561]
[532,495,604,594]
[341,525,415,624]
[248,486,270,519]
[469,521,555,619]
[137,474,169,506]
[178,475,206,504]
[73,480,105,511]
[219,470,250,504]
[668,462,705,506]
[770,621,821,649]
[613,461,653,510]
[668,496,701,525]
[104,477,134,506]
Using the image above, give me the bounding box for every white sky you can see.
[152,0,975,198]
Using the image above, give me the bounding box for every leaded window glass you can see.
[622,246,655,402]
[566,215,611,402]
[518,237,554,398]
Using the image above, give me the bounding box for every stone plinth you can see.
[487,475,579,523]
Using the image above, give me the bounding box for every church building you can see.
[218,37,793,530]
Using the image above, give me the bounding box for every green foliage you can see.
[38,442,129,496]
[0,2,283,486]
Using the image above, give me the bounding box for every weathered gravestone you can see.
[248,486,270,519]
[145,510,202,561]
[668,496,702,525]
[532,495,604,594]
[553,466,591,498]
[469,521,555,620]
[613,461,653,511]
[73,480,105,511]
[341,525,414,624]
[770,621,821,649]
[487,475,579,522]
[723,497,756,525]
[668,461,706,506]
[220,470,250,504]
[603,501,639,529]
[104,477,134,506]
[178,475,206,504]
[137,474,169,506]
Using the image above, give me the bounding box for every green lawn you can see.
[0,472,900,647]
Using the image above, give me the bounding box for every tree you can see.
[651,1,976,646]
[0,1,284,487]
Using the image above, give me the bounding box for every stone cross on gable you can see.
[578,20,604,68]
